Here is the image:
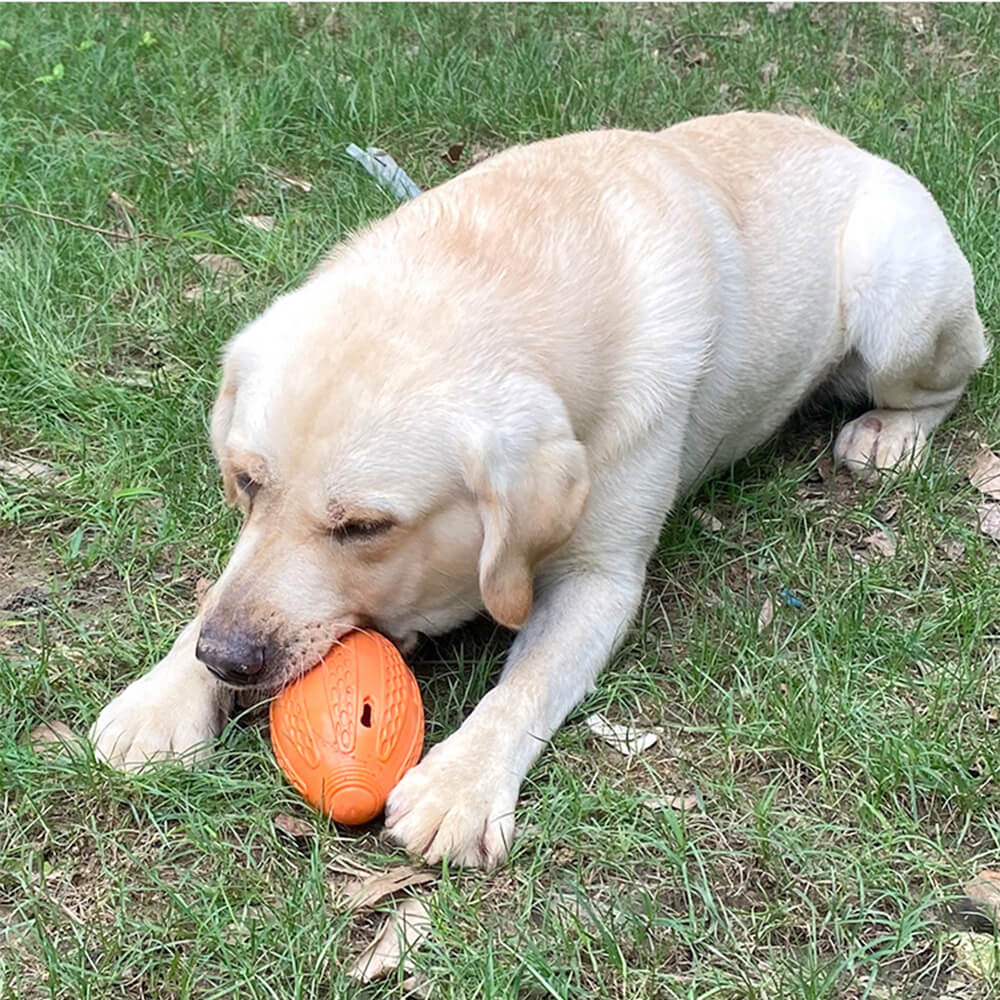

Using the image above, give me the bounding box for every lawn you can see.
[2,3,999,998]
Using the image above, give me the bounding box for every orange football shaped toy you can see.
[270,631,424,825]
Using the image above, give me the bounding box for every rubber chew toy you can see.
[270,631,424,825]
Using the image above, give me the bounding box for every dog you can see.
[90,111,987,869]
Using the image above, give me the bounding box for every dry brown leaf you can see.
[240,214,275,232]
[757,596,775,633]
[181,285,204,303]
[692,507,723,532]
[964,870,1000,923]
[347,897,432,983]
[107,190,140,236]
[941,539,966,561]
[338,866,436,911]
[978,504,1000,542]
[864,529,897,559]
[949,931,999,979]
[273,813,315,843]
[585,713,658,755]
[969,449,1000,500]
[28,720,82,754]
[642,793,698,812]
[0,457,59,481]
[759,59,780,84]
[401,973,432,998]
[192,253,246,279]
[441,143,464,165]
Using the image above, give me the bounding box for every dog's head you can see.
[195,283,589,690]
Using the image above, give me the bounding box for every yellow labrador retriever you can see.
[90,112,987,869]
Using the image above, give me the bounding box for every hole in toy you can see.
[360,701,373,728]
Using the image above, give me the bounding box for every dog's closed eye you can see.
[330,519,394,543]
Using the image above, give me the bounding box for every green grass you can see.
[2,3,1000,998]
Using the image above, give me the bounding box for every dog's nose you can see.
[196,623,265,685]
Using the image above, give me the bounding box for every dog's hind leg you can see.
[832,162,988,483]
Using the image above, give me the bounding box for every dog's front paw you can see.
[834,409,928,484]
[384,735,519,870]
[90,669,229,772]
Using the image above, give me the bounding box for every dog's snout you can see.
[196,622,265,685]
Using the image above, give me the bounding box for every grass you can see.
[1,2,999,997]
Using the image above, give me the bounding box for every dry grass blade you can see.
[585,713,658,755]
[338,866,436,911]
[969,449,1000,500]
[265,166,313,192]
[347,897,432,983]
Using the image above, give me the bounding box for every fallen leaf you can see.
[273,813,315,843]
[28,721,82,754]
[759,59,780,84]
[338,866,436,911]
[642,793,698,812]
[240,214,275,232]
[323,10,347,34]
[686,49,711,67]
[949,931,999,979]
[941,539,966,561]
[964,870,1000,924]
[401,973,431,998]
[910,14,926,35]
[864,529,897,559]
[692,507,723,532]
[816,456,833,482]
[181,285,204,303]
[0,457,60,481]
[192,253,246,279]
[766,1,794,13]
[969,449,1000,500]
[348,897,432,983]
[757,596,774,633]
[978,504,1000,542]
[107,190,140,236]
[585,713,658,755]
[441,142,464,165]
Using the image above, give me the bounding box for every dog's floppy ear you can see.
[464,378,590,629]
[210,352,240,505]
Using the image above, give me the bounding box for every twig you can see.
[0,202,171,243]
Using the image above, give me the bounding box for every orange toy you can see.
[270,631,424,826]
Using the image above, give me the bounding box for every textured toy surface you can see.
[269,631,424,825]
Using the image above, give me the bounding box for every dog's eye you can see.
[235,472,260,500]
[331,519,393,543]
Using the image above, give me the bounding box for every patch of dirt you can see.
[0,534,58,627]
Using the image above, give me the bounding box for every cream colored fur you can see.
[91,112,987,869]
